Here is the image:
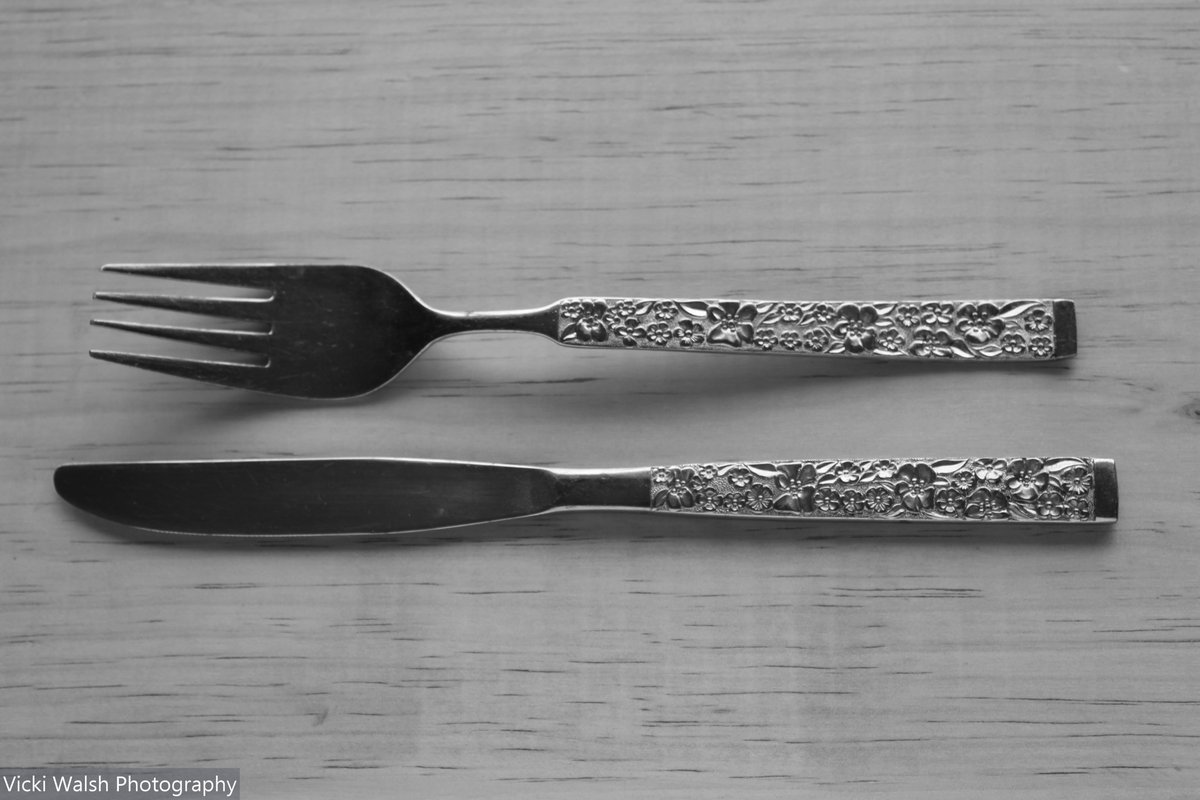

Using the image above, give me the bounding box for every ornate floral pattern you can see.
[651,458,1100,522]
[559,299,1061,360]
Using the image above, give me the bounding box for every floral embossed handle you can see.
[557,298,1075,360]
[648,458,1116,522]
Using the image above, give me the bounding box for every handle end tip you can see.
[1052,300,1077,359]
[1093,458,1118,522]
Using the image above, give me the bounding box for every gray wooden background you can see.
[3,1,1198,797]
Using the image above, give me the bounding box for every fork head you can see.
[92,264,440,398]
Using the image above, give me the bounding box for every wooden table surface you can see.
[3,1,1198,797]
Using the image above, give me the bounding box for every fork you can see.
[91,263,1077,399]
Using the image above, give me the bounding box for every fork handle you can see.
[557,458,1116,523]
[552,298,1075,360]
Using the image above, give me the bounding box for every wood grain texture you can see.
[2,1,1198,796]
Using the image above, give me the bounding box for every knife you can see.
[54,456,1117,535]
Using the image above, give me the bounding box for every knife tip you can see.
[53,463,86,507]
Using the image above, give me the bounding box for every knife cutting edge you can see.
[54,456,1117,536]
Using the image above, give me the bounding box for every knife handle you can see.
[553,298,1075,360]
[641,457,1116,523]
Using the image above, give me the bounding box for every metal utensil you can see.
[55,456,1116,536]
[90,264,1077,398]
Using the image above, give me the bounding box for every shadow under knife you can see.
[62,504,1114,552]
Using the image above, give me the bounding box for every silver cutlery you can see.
[90,264,1077,399]
[55,456,1116,536]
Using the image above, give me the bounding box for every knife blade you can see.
[54,456,1117,536]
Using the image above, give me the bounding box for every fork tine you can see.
[90,350,266,386]
[101,263,284,289]
[95,291,271,320]
[91,319,270,353]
